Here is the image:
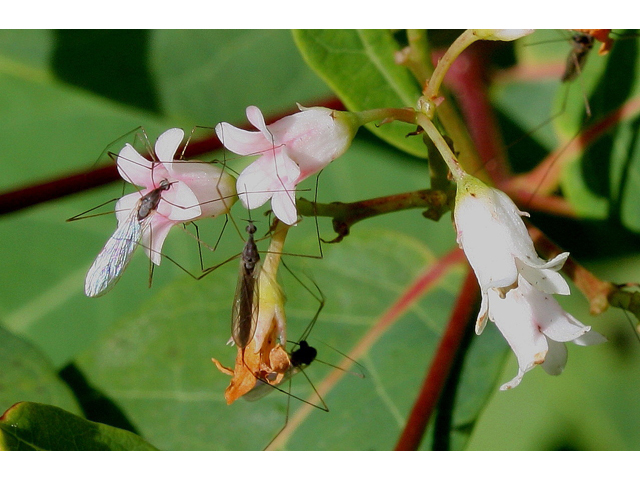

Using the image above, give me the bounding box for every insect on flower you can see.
[84,179,172,297]
[82,127,237,297]
[231,220,261,349]
[242,269,365,450]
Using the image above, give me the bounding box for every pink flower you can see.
[216,105,359,225]
[85,128,236,297]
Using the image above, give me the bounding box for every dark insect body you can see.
[562,32,595,83]
[232,221,261,349]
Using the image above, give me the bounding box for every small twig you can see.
[396,29,433,86]
[297,188,452,243]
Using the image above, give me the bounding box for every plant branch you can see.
[395,29,433,86]
[297,188,453,243]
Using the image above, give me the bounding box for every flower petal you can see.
[236,155,280,210]
[271,191,298,225]
[141,216,174,266]
[246,105,271,139]
[216,122,273,156]
[117,144,156,188]
[488,287,549,386]
[540,339,568,376]
[160,181,202,221]
[273,107,356,180]
[518,280,591,342]
[169,161,237,218]
[155,128,184,166]
[516,253,570,295]
[572,329,607,346]
[500,370,527,391]
[236,151,300,218]
[475,291,489,334]
[115,191,142,225]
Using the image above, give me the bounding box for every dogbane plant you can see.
[50,28,640,452]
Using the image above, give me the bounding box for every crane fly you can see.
[562,32,595,84]
[84,179,171,297]
[231,220,261,349]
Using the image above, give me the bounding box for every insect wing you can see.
[231,258,260,348]
[84,207,148,297]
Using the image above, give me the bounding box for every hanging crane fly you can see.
[84,179,172,297]
[561,32,595,83]
[231,220,261,349]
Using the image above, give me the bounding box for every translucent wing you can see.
[84,206,149,297]
[231,257,261,348]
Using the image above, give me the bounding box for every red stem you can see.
[0,97,344,217]
[440,42,511,185]
[394,266,479,451]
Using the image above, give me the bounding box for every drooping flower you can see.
[453,173,605,388]
[212,221,291,404]
[216,105,360,225]
[85,128,237,297]
[488,276,606,390]
[454,174,570,334]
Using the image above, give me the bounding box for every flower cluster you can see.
[86,105,359,296]
[453,174,605,389]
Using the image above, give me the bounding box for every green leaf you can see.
[150,30,333,126]
[293,29,426,158]
[0,402,157,450]
[0,326,80,415]
[493,31,640,235]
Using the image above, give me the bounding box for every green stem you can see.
[416,114,466,182]
[403,29,433,85]
[422,29,477,102]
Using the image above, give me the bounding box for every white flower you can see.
[489,276,606,390]
[454,174,569,334]
[453,174,605,389]
[216,105,359,225]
